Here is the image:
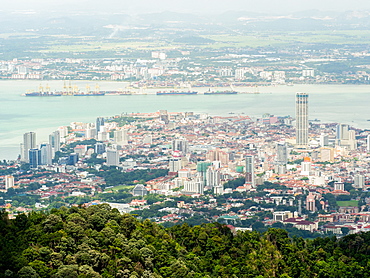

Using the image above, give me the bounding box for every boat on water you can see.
[73,91,105,96]
[104,91,132,96]
[204,91,238,95]
[156,91,198,95]
[24,91,62,97]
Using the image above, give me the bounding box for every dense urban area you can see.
[1,105,370,239]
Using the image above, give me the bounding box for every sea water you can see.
[0,80,369,160]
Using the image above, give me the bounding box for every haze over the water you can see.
[3,0,370,14]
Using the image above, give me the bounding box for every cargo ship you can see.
[73,91,105,96]
[156,91,198,95]
[204,91,238,95]
[24,91,62,97]
[104,91,132,96]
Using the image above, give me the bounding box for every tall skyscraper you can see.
[96,117,105,133]
[336,124,349,145]
[40,143,52,165]
[245,155,255,187]
[296,92,309,147]
[29,148,41,168]
[22,132,36,162]
[49,131,61,154]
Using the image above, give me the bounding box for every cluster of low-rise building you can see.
[1,46,370,86]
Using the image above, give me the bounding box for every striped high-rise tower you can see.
[296,92,308,147]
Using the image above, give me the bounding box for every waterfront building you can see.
[49,131,60,156]
[336,124,356,150]
[296,92,309,147]
[96,117,105,133]
[245,155,255,187]
[22,132,36,162]
[159,110,169,124]
[40,143,52,165]
[336,124,349,145]
[29,148,41,168]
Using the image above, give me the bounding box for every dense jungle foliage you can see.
[1,205,370,277]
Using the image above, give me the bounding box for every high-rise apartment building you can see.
[206,167,221,187]
[114,129,129,146]
[29,148,41,168]
[96,117,105,133]
[245,155,255,187]
[49,131,60,154]
[40,143,53,165]
[172,138,189,154]
[183,176,204,195]
[39,143,52,165]
[296,93,309,147]
[106,148,119,166]
[336,124,349,144]
[276,142,288,165]
[336,124,356,150]
[319,134,329,147]
[354,174,365,189]
[22,132,36,162]
[5,175,14,191]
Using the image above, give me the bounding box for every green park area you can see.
[337,200,359,207]
[202,30,370,48]
[106,184,135,192]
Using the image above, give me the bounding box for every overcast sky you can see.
[3,0,370,14]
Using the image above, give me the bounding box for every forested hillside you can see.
[1,205,370,277]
